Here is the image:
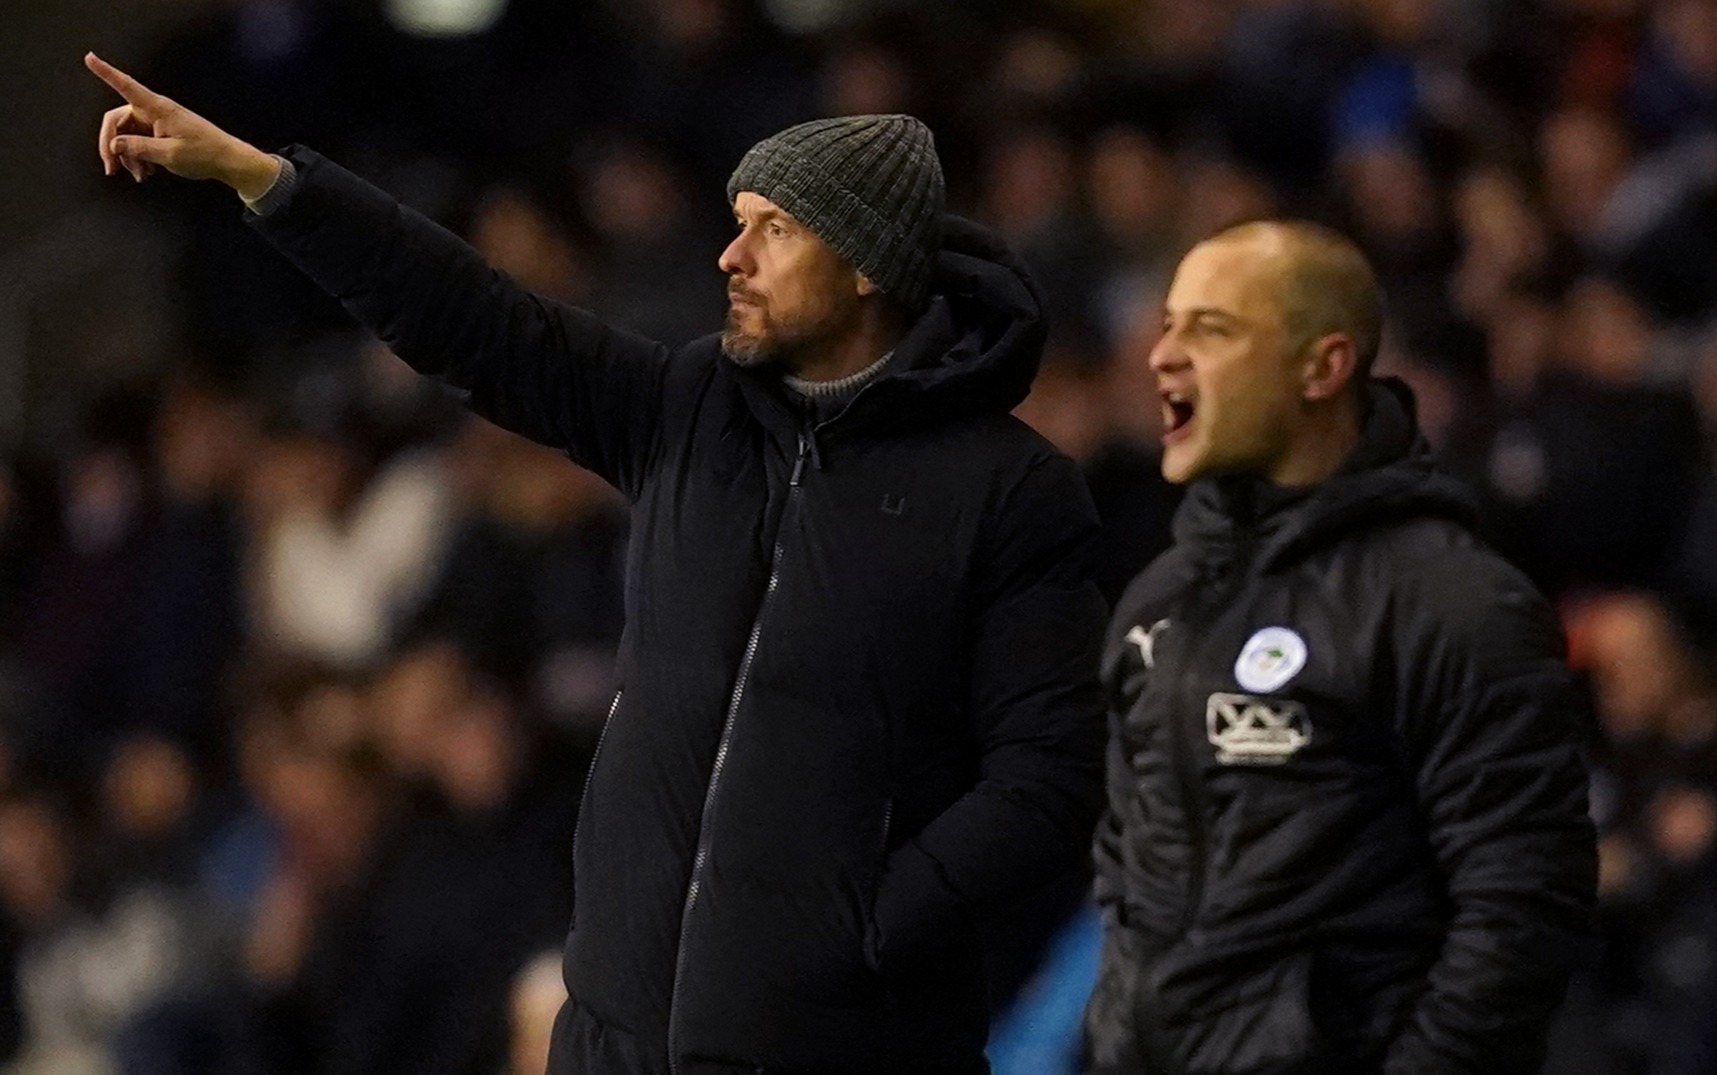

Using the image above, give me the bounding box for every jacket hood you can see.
[733,215,1046,435]
[1172,377,1479,571]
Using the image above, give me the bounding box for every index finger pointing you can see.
[84,53,161,109]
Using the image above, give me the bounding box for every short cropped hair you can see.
[1208,220,1384,377]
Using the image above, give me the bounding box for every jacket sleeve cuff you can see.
[242,154,300,218]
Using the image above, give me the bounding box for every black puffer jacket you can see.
[250,148,1108,1075]
[1084,382,1596,1075]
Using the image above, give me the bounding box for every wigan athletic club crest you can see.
[1206,693,1313,765]
[1233,626,1308,694]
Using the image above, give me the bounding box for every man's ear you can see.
[1301,333,1359,402]
[856,272,880,297]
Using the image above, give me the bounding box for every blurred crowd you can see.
[3,0,1717,1072]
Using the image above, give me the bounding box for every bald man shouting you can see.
[1084,221,1596,1075]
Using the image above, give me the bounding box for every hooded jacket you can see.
[1084,382,1596,1075]
[248,148,1108,1075]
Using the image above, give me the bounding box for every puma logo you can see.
[1125,619,1170,669]
[880,494,907,517]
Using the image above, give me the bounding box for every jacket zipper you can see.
[865,798,893,973]
[570,687,624,860]
[1177,532,1254,934]
[668,431,810,1075]
[1170,658,1209,934]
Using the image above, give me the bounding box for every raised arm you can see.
[85,53,666,498]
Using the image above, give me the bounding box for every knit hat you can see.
[727,114,945,309]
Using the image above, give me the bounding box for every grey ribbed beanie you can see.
[727,114,945,309]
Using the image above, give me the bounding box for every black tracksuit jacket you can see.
[1083,382,1597,1075]
[248,148,1108,1075]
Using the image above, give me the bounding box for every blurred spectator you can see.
[414,422,625,732]
[245,376,455,672]
[981,124,1104,358]
[1574,593,1706,799]
[1563,592,1717,1075]
[578,136,728,346]
[507,951,566,1075]
[1542,102,1717,321]
[280,640,579,1075]
[93,734,242,1075]
[241,728,390,1075]
[1550,0,1646,115]
[1086,123,1181,353]
[1449,164,1558,327]
[1015,357,1178,604]
[1220,0,1359,198]
[816,28,920,119]
[1329,0,1434,154]
[1336,139,1481,374]
[1449,277,1702,596]
[0,783,223,1075]
[984,24,1088,123]
[1103,0,1233,152]
[12,392,159,772]
[6,378,251,769]
[1541,105,1635,246]
[0,792,97,1075]
[120,377,253,761]
[466,185,594,308]
[604,0,815,190]
[1627,0,1717,146]
[1170,153,1279,251]
[93,738,206,894]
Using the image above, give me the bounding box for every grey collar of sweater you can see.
[783,350,894,423]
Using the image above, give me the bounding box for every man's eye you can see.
[767,222,789,238]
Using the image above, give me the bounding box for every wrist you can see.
[230,145,282,203]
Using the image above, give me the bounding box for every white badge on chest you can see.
[1233,626,1308,694]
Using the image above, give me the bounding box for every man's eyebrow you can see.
[1165,306,1242,325]
[736,207,793,227]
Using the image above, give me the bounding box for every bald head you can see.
[1205,220,1384,382]
[1151,219,1379,485]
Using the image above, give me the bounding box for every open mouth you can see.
[1162,390,1196,442]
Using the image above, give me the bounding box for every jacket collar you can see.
[1172,377,1480,571]
[724,215,1046,446]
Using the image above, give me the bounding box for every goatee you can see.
[720,314,770,367]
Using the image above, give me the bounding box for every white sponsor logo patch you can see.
[1206,692,1312,765]
[1125,619,1171,669]
[1233,626,1308,693]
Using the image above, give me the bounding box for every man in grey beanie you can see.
[90,53,1107,1075]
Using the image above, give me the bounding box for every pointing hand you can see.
[85,52,282,201]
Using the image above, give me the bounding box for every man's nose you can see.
[718,232,750,277]
[1148,334,1186,374]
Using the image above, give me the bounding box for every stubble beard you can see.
[720,292,850,371]
[720,306,774,368]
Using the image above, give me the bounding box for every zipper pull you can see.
[790,433,810,487]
